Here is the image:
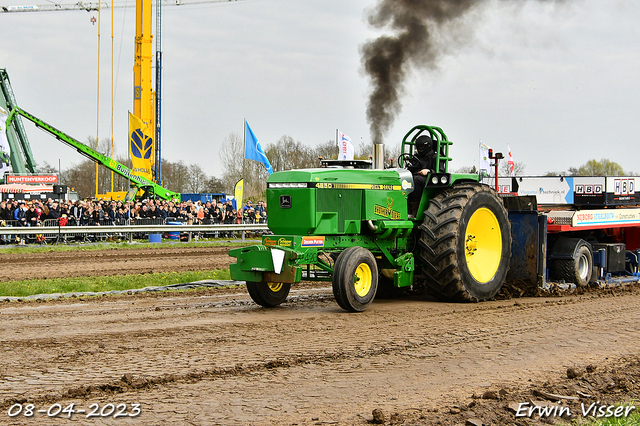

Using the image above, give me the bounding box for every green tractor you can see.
[229,125,512,312]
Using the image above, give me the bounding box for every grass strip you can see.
[0,269,232,298]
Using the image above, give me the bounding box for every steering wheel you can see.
[398,153,419,170]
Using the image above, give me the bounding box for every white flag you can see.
[479,140,491,178]
[0,107,12,175]
[508,144,515,177]
[337,130,354,160]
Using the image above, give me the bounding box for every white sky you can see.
[1,0,639,179]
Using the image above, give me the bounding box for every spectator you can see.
[70,201,85,226]
[212,203,224,224]
[244,208,256,224]
[157,204,168,220]
[148,204,159,220]
[196,207,205,223]
[26,203,40,226]
[48,201,61,220]
[0,201,10,222]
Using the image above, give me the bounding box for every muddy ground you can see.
[1,244,640,425]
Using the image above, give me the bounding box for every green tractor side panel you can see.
[266,168,412,236]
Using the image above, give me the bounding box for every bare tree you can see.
[187,164,207,193]
[500,161,526,177]
[315,139,339,161]
[219,132,244,194]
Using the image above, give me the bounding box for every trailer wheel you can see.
[332,247,378,312]
[418,182,511,302]
[246,281,291,308]
[553,243,592,287]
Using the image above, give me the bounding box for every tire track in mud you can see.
[0,246,234,281]
[2,289,640,412]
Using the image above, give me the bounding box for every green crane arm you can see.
[5,106,180,201]
[0,68,37,175]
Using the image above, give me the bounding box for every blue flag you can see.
[245,120,273,174]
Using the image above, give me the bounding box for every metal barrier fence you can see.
[0,218,269,244]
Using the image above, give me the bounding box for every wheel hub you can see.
[354,263,372,297]
[267,282,283,292]
[465,207,502,283]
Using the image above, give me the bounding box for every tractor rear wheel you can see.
[332,247,378,312]
[246,281,291,308]
[418,182,511,302]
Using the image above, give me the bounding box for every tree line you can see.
[458,158,632,179]
[42,134,632,200]
[218,133,402,200]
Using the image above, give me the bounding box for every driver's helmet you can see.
[414,135,433,155]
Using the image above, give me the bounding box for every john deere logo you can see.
[374,197,401,219]
[130,129,152,159]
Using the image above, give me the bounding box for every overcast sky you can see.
[1,0,639,180]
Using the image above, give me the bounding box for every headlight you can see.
[440,175,448,184]
[431,176,439,185]
[269,182,307,188]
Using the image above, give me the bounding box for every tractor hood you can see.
[265,168,414,235]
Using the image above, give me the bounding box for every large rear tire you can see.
[246,281,291,307]
[418,182,511,302]
[332,247,378,312]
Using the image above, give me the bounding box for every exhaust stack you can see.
[373,143,384,169]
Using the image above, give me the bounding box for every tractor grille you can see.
[316,189,362,233]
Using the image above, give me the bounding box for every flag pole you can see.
[242,118,246,207]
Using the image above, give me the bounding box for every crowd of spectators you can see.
[0,197,267,227]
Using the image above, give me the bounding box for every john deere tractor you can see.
[229,125,511,312]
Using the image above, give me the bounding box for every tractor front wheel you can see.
[246,281,291,308]
[418,182,511,302]
[332,247,378,312]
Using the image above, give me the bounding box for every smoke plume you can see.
[362,0,483,144]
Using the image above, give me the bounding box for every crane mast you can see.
[134,0,153,127]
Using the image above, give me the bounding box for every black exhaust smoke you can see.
[361,0,481,145]
[361,0,563,145]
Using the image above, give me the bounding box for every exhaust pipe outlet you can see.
[373,143,384,169]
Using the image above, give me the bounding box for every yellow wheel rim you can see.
[465,207,502,283]
[267,282,283,292]
[354,263,373,297]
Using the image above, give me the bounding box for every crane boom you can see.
[5,106,180,201]
[1,0,238,13]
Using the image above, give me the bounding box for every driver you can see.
[408,134,437,210]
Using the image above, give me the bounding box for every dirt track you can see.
[0,246,233,281]
[1,245,640,425]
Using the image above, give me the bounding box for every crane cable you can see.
[95,1,101,198]
[110,0,114,192]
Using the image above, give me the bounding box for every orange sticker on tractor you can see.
[301,236,325,247]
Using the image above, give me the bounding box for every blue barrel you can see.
[148,233,162,243]
[167,221,181,241]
